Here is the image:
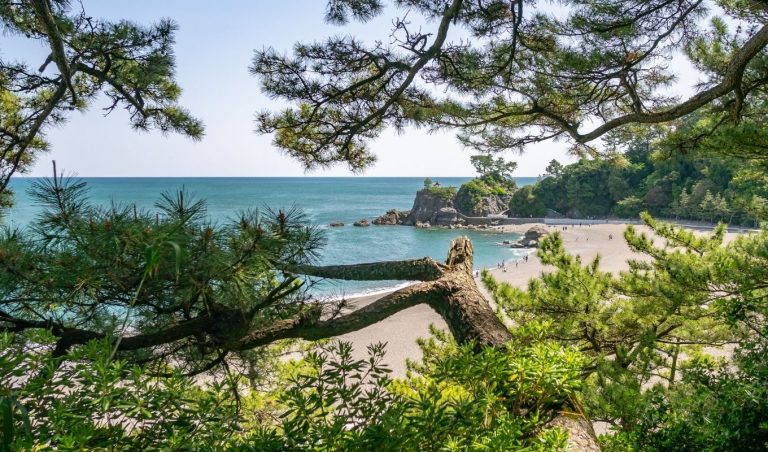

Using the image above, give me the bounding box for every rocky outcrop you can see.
[353,219,370,227]
[402,189,456,226]
[454,179,513,217]
[378,184,513,229]
[372,209,410,225]
[329,221,344,227]
[510,225,549,248]
[434,207,460,226]
[455,191,511,217]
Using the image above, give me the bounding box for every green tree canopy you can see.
[545,159,564,177]
[0,0,203,206]
[469,154,517,184]
[252,0,768,171]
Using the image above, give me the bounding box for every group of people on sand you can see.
[554,223,614,241]
[472,254,532,279]
[559,222,593,231]
[478,254,531,275]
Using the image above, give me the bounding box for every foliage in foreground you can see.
[1,328,586,450]
[0,176,323,374]
[0,334,242,451]
[483,213,768,450]
[601,334,768,451]
[252,328,585,451]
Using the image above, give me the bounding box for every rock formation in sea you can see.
[376,183,516,229]
[402,188,464,227]
[329,221,344,227]
[510,225,549,248]
[454,190,511,217]
[372,209,410,225]
[353,219,370,227]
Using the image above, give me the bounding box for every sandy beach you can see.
[333,222,742,376]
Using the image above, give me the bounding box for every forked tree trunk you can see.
[251,237,600,451]
[23,235,599,449]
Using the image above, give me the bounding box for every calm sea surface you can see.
[6,177,537,297]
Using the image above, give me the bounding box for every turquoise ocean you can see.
[6,177,537,297]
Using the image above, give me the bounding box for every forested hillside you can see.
[509,137,768,225]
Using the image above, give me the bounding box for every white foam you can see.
[321,281,418,302]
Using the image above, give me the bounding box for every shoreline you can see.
[331,221,743,376]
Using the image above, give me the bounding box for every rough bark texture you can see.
[7,235,600,449]
[286,236,600,451]
[293,257,446,281]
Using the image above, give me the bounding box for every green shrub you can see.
[426,185,457,201]
[251,331,585,451]
[0,333,244,450]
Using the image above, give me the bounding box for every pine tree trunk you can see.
[281,237,601,450]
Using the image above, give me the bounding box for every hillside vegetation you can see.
[509,137,767,225]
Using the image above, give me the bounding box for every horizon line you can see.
[13,175,540,179]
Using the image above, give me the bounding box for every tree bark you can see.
[266,236,600,450]
[5,236,599,449]
[291,257,446,281]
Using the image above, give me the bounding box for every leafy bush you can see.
[601,338,768,451]
[426,185,457,201]
[252,331,586,451]
[0,333,243,450]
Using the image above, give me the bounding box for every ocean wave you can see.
[318,281,418,302]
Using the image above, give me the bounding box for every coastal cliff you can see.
[455,189,510,217]
[374,182,515,228]
[401,188,461,227]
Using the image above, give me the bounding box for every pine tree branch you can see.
[234,281,439,350]
[29,0,77,102]
[291,257,447,281]
[573,22,768,142]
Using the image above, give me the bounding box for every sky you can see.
[6,1,702,178]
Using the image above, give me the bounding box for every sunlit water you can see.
[6,177,537,297]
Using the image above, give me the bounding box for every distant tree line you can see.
[509,136,768,226]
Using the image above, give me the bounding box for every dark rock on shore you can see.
[434,207,460,226]
[510,225,549,248]
[372,209,410,225]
